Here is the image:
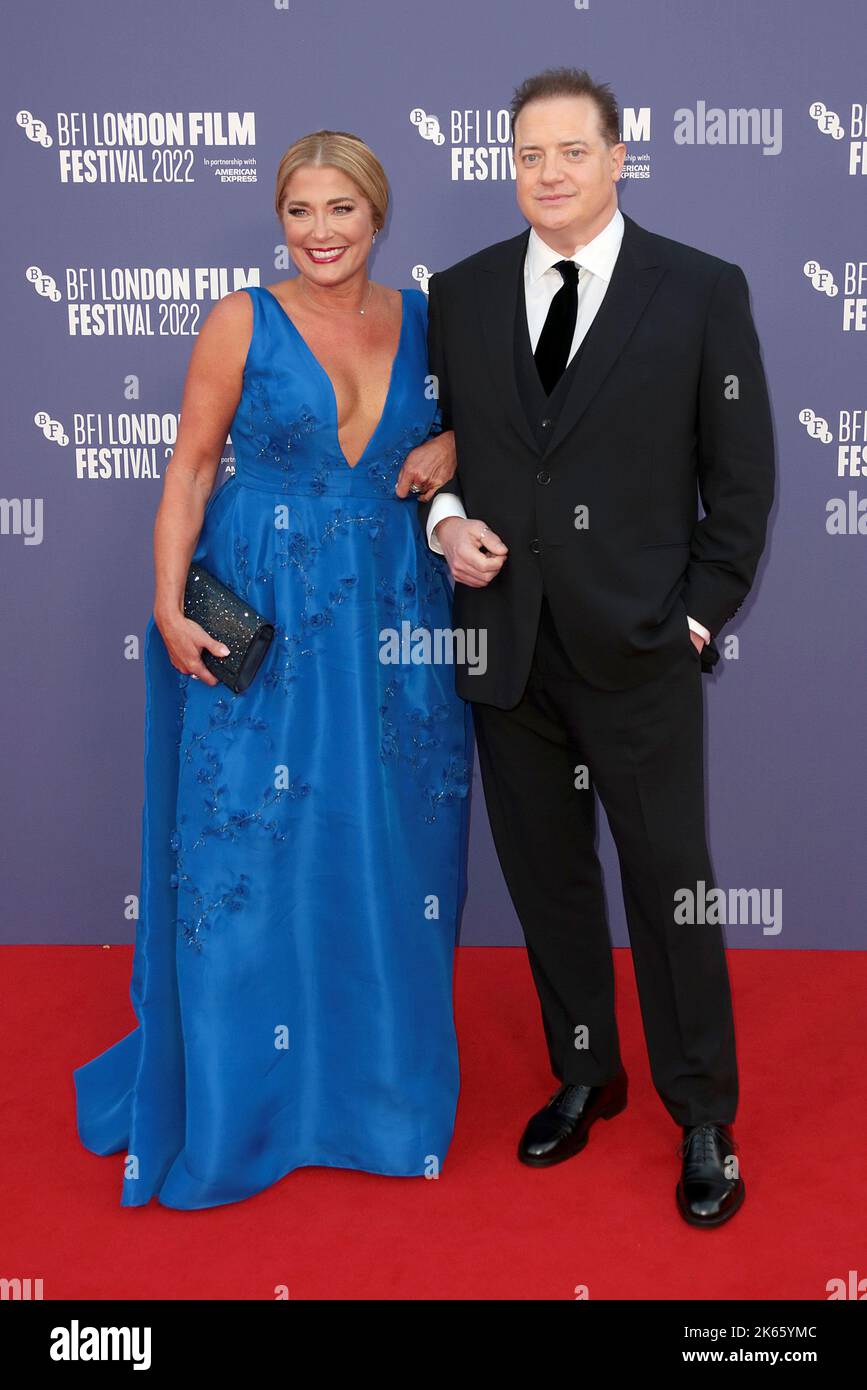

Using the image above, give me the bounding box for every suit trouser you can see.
[470,594,738,1127]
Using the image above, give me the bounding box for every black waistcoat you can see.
[512,256,595,662]
[512,256,594,452]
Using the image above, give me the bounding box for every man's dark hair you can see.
[510,67,621,148]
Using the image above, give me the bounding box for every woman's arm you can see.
[153,290,252,683]
[394,427,457,503]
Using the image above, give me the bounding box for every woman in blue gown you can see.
[73,132,474,1209]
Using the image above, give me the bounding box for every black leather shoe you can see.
[676,1123,745,1227]
[517,1069,628,1167]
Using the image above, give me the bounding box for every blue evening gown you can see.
[73,284,474,1208]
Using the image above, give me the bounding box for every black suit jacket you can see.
[419,211,775,707]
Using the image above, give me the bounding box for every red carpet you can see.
[2,945,864,1300]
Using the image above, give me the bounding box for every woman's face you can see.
[280,163,377,285]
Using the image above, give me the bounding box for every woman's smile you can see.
[304,245,349,263]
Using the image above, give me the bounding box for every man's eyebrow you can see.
[516,139,591,153]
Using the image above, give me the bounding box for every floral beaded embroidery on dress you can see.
[73,284,474,1209]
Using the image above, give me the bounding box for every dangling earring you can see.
[372,232,377,243]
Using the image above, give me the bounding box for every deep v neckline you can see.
[261,284,408,470]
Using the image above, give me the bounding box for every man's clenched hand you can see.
[434,517,508,587]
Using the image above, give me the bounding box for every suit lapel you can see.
[474,226,539,455]
[544,214,665,456]
[474,213,666,459]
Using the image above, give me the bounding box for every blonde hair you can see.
[274,130,389,232]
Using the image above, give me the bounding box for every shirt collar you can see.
[526,204,624,285]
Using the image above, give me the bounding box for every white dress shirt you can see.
[424,204,711,644]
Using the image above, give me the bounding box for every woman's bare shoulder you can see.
[204,286,256,330]
[191,288,254,370]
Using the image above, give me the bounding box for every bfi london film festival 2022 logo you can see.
[802,99,867,538]
[14,108,264,504]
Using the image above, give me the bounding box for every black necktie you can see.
[533,259,580,396]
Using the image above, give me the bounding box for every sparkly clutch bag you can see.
[183,562,275,694]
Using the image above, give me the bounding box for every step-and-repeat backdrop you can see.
[3,0,864,948]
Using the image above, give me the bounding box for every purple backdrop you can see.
[3,0,865,949]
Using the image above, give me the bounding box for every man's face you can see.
[513,95,626,245]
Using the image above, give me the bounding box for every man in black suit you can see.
[408,67,775,1226]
